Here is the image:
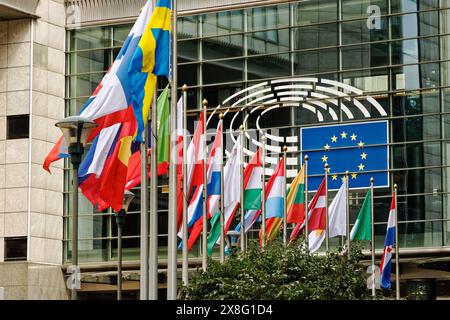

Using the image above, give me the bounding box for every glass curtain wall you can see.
[65,0,450,263]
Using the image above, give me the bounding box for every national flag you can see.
[380,194,396,289]
[289,178,327,251]
[286,166,305,224]
[209,146,259,253]
[43,1,157,172]
[328,182,347,238]
[301,121,389,191]
[156,85,170,175]
[180,124,223,251]
[128,0,171,142]
[186,113,205,195]
[175,96,185,230]
[350,190,371,241]
[261,157,285,243]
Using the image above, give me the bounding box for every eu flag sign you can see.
[301,121,389,191]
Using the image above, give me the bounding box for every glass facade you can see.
[65,0,450,263]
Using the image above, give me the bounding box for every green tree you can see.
[179,240,380,300]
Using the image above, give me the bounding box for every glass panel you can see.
[66,239,110,263]
[392,63,440,91]
[392,141,441,169]
[342,0,388,20]
[203,35,243,60]
[178,63,198,87]
[294,23,338,50]
[247,29,289,55]
[391,0,439,13]
[393,167,442,195]
[66,97,89,116]
[393,89,440,115]
[65,214,109,240]
[112,238,140,261]
[342,43,389,70]
[202,10,244,37]
[247,53,291,80]
[441,9,450,34]
[391,11,440,39]
[294,0,338,26]
[397,220,444,248]
[342,68,389,92]
[202,59,244,84]
[392,37,439,65]
[112,24,132,47]
[178,16,199,39]
[68,49,111,75]
[392,114,440,142]
[294,48,338,75]
[202,84,244,109]
[248,4,290,31]
[68,72,106,98]
[111,214,140,237]
[69,26,110,51]
[342,18,388,45]
[178,39,199,63]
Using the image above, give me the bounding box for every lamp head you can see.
[122,190,135,212]
[55,116,97,147]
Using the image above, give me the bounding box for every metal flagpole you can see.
[282,146,288,247]
[148,0,158,301]
[202,99,208,272]
[394,183,400,300]
[370,177,375,298]
[345,170,350,255]
[324,163,329,252]
[304,155,309,247]
[261,135,266,249]
[239,125,245,252]
[140,121,149,300]
[167,0,178,300]
[149,91,158,300]
[182,84,189,285]
[219,113,225,263]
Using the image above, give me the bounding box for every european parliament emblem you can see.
[301,121,389,191]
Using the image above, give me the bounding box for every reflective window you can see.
[203,35,244,60]
[294,0,338,26]
[202,10,244,37]
[294,23,338,50]
[391,11,440,39]
[342,0,388,20]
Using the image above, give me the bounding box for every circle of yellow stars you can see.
[322,130,368,183]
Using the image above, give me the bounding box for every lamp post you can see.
[115,190,135,300]
[55,116,97,301]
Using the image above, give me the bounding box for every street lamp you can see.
[55,116,97,300]
[115,190,135,300]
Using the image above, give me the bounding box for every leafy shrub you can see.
[179,239,379,300]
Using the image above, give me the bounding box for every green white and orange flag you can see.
[286,165,305,224]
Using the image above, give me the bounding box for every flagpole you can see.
[167,0,178,300]
[304,155,309,247]
[324,163,329,252]
[219,113,225,263]
[261,135,266,249]
[394,183,400,300]
[202,99,208,272]
[345,170,350,255]
[282,146,288,247]
[182,84,189,285]
[239,125,245,252]
[370,177,375,298]
[140,118,149,300]
[149,90,158,300]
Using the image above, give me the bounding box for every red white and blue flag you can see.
[380,194,396,289]
[186,113,205,197]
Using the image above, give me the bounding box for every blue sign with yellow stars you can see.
[301,121,389,191]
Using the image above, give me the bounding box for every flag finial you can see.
[182,84,188,92]
[283,145,288,152]
[239,125,244,131]
[202,99,208,107]
[304,154,308,161]
[219,113,224,120]
[325,163,329,169]
[394,183,397,188]
[261,134,266,142]
[370,177,374,183]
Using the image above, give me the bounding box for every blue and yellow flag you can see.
[129,0,171,142]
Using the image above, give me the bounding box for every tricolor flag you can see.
[175,96,184,230]
[380,194,396,289]
[262,158,285,243]
[129,0,171,142]
[186,113,205,196]
[286,166,306,224]
[350,190,371,241]
[156,85,170,175]
[290,178,327,252]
